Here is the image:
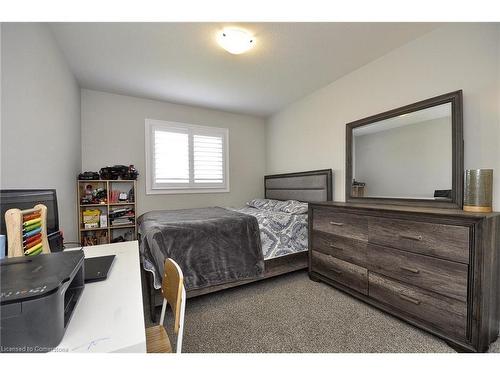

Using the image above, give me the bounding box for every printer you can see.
[0,250,85,352]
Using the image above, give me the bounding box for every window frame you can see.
[145,119,230,195]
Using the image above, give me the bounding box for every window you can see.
[145,119,229,194]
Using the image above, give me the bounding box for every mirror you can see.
[346,91,463,208]
[353,103,452,200]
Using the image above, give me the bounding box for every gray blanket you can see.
[138,207,264,291]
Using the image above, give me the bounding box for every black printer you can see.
[0,251,85,353]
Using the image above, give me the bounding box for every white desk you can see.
[54,241,146,353]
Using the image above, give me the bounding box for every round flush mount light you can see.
[216,28,255,55]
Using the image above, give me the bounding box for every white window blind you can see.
[193,134,224,184]
[154,130,190,184]
[146,119,229,194]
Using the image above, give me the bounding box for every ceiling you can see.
[49,23,440,117]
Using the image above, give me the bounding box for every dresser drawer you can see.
[368,217,470,263]
[311,250,368,295]
[312,208,368,241]
[369,273,467,339]
[367,244,468,301]
[312,230,367,268]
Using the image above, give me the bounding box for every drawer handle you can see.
[331,268,343,275]
[400,234,423,241]
[328,242,343,251]
[398,293,421,305]
[400,266,420,274]
[329,221,344,226]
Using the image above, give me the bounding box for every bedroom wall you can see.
[81,89,266,215]
[266,23,500,210]
[1,23,81,242]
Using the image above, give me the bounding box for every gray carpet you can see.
[142,270,500,353]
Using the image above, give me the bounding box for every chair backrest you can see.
[161,258,184,334]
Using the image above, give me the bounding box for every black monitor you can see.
[0,189,60,236]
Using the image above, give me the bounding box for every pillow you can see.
[246,198,308,214]
[275,200,308,215]
[246,198,281,210]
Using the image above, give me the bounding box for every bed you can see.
[140,169,332,320]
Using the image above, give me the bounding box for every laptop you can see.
[84,255,115,283]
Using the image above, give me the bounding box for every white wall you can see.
[81,89,266,215]
[354,118,452,198]
[1,23,81,241]
[266,23,500,210]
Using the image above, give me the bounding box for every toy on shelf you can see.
[109,207,135,227]
[80,184,107,205]
[82,231,108,246]
[4,204,51,258]
[78,171,100,180]
[99,165,139,180]
[82,209,102,229]
[111,229,134,243]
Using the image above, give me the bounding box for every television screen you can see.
[0,189,59,236]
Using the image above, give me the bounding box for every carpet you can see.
[142,270,500,353]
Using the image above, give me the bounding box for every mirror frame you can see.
[345,90,463,209]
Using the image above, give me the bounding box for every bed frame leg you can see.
[149,301,156,324]
[145,270,157,323]
[309,273,321,283]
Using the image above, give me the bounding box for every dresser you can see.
[308,202,500,352]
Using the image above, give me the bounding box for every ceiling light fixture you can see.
[216,28,255,55]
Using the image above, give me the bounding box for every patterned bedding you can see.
[229,201,308,259]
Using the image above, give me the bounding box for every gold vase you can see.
[463,169,493,213]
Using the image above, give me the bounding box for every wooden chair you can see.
[146,258,186,353]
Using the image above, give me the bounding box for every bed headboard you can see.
[264,169,333,202]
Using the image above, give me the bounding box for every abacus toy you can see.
[5,204,51,258]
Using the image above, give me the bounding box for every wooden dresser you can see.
[308,202,500,352]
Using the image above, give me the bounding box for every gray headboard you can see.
[264,169,333,202]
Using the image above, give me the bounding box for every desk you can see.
[54,241,146,353]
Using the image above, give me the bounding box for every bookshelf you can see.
[77,179,138,246]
